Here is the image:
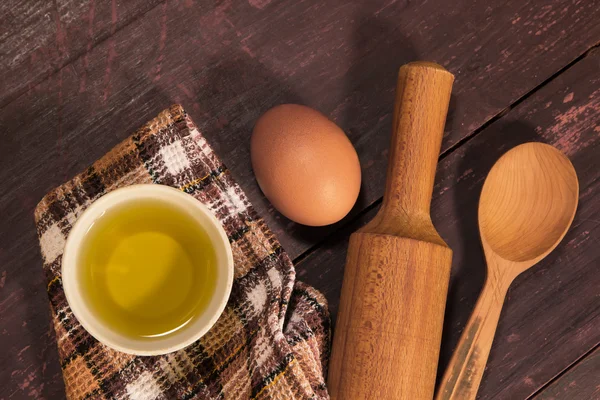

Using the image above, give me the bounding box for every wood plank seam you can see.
[293,41,600,399]
[527,342,600,399]
[290,45,600,399]
[290,42,600,268]
[438,42,600,163]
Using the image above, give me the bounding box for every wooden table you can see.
[1,0,599,398]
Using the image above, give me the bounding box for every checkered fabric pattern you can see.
[34,105,331,400]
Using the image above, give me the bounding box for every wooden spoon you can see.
[436,142,579,400]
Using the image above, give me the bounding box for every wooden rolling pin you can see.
[328,62,454,399]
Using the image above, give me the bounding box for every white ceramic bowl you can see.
[62,184,234,355]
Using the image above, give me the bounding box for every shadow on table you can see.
[435,119,545,389]
[175,4,420,259]
[179,51,309,248]
[278,6,420,249]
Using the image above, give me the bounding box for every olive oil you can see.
[79,199,217,339]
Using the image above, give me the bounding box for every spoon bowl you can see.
[436,142,579,400]
[479,142,579,263]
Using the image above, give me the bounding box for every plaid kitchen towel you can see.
[34,104,331,400]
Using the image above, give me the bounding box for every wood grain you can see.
[0,0,162,108]
[533,346,600,399]
[2,0,600,259]
[329,62,453,399]
[360,62,453,245]
[330,235,452,399]
[296,48,600,399]
[1,0,600,397]
[437,143,579,400]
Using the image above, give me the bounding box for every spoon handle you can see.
[436,275,510,400]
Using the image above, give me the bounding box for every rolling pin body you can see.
[328,62,454,399]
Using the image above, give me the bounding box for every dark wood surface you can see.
[534,346,600,400]
[1,0,599,398]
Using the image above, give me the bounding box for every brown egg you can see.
[251,104,361,226]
